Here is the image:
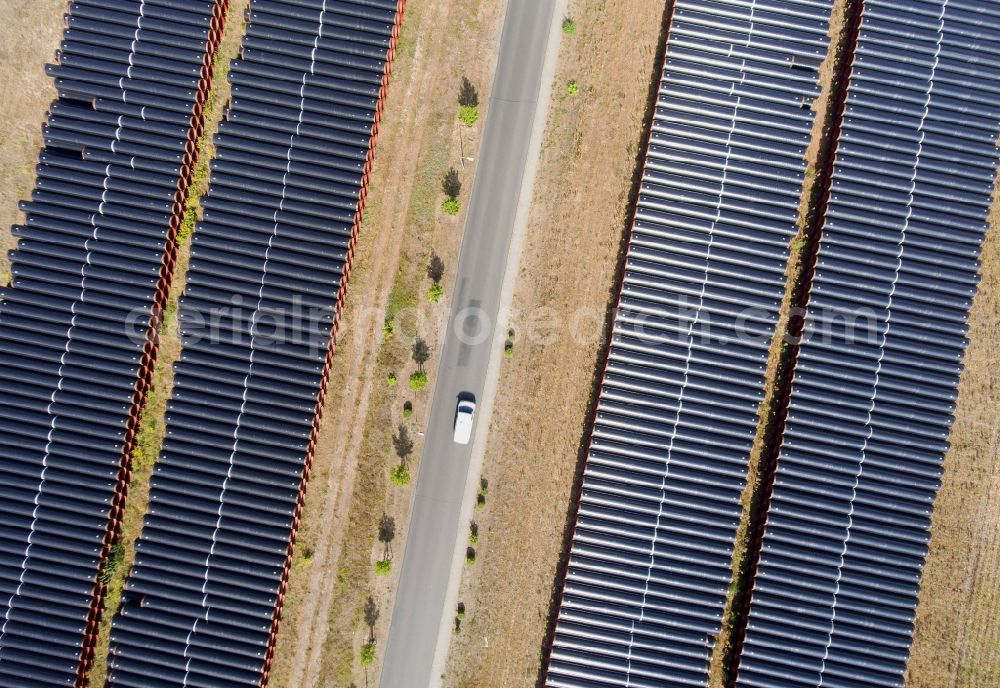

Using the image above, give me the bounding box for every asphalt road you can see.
[378,2,559,686]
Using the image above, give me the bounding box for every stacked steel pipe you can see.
[543,1,833,686]
[0,1,227,686]
[736,2,1000,687]
[106,1,406,686]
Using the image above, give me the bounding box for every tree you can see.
[378,514,396,559]
[458,106,479,127]
[442,168,461,198]
[360,640,376,686]
[458,76,479,107]
[392,424,413,459]
[412,337,430,371]
[389,462,411,486]
[426,283,444,303]
[408,370,428,391]
[476,478,489,509]
[363,596,380,643]
[427,253,445,283]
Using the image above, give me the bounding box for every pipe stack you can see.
[106,2,406,686]
[0,2,227,686]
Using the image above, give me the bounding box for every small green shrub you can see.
[360,642,376,667]
[383,317,394,339]
[465,547,476,565]
[442,198,461,215]
[161,299,178,332]
[100,543,126,583]
[390,463,411,486]
[402,401,413,419]
[504,340,514,358]
[469,533,479,545]
[458,104,479,127]
[427,283,444,303]
[374,558,392,576]
[176,207,198,244]
[562,17,577,35]
[408,370,428,391]
[456,602,466,620]
[567,80,579,96]
[387,372,397,386]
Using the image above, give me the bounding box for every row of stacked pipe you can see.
[103,1,406,687]
[545,1,1000,687]
[736,1,1000,686]
[544,1,833,686]
[0,1,229,686]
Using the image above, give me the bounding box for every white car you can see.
[453,398,476,445]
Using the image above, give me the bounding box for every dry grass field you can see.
[0,0,65,284]
[905,183,1000,688]
[441,1,668,685]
